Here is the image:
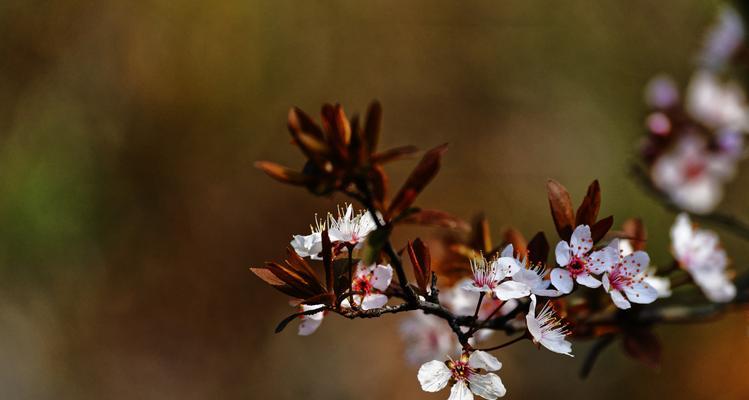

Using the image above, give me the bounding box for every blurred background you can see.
[0,0,747,398]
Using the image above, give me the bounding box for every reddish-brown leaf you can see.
[321,104,350,160]
[622,218,647,251]
[288,107,324,140]
[590,215,614,243]
[364,101,382,153]
[249,266,308,299]
[622,329,661,369]
[255,161,309,186]
[502,228,527,257]
[547,179,575,240]
[469,215,493,254]
[400,209,470,231]
[526,232,550,266]
[370,145,419,164]
[407,239,432,292]
[575,180,601,226]
[387,144,448,218]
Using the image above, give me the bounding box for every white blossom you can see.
[525,295,573,357]
[418,351,506,399]
[297,304,326,336]
[551,225,617,294]
[600,240,658,310]
[461,248,529,301]
[671,213,735,302]
[327,204,377,249]
[341,263,393,310]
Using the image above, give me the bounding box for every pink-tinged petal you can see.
[610,289,631,309]
[534,288,562,297]
[448,380,473,400]
[550,268,574,294]
[623,283,658,304]
[361,293,388,310]
[494,281,531,301]
[601,273,611,292]
[587,246,618,274]
[468,350,502,372]
[575,272,601,288]
[555,241,572,266]
[468,373,506,399]
[371,264,393,291]
[418,360,452,392]
[500,244,514,258]
[298,315,324,336]
[570,225,593,256]
[621,251,650,276]
[460,279,484,293]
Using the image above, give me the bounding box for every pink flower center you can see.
[567,256,588,277]
[447,360,473,381]
[683,159,707,181]
[352,275,374,294]
[608,268,633,291]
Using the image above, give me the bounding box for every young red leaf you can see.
[399,209,470,231]
[407,239,432,292]
[622,218,647,251]
[547,179,575,240]
[502,228,527,257]
[387,143,448,218]
[254,161,309,186]
[590,215,614,244]
[364,101,382,153]
[288,107,324,140]
[526,231,550,266]
[469,215,493,254]
[370,145,419,164]
[575,180,601,226]
[622,329,661,369]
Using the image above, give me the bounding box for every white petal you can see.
[587,246,618,274]
[448,380,474,400]
[468,373,506,399]
[622,251,650,275]
[525,295,541,339]
[533,288,562,297]
[575,272,601,288]
[570,225,593,256]
[623,282,658,304]
[511,269,541,287]
[494,281,531,301]
[550,268,573,294]
[370,264,393,291]
[554,241,572,266]
[494,257,521,277]
[500,244,514,258]
[468,350,502,372]
[300,304,325,320]
[298,315,324,336]
[417,360,452,392]
[540,337,574,357]
[602,273,611,292]
[610,290,631,309]
[361,294,388,310]
[460,279,484,293]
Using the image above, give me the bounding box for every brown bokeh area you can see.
[0,1,747,399]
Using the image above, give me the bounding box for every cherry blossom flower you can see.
[651,133,737,214]
[507,245,560,298]
[418,351,506,400]
[461,249,529,301]
[341,263,393,310]
[297,304,326,336]
[671,213,736,302]
[686,70,749,132]
[525,295,573,357]
[600,240,658,310]
[699,6,745,70]
[618,239,672,299]
[551,225,616,294]
[327,204,377,250]
[401,312,458,365]
[290,214,326,259]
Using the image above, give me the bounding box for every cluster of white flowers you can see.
[670,213,735,302]
[290,204,378,258]
[645,6,748,214]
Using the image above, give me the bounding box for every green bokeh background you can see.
[0,1,746,398]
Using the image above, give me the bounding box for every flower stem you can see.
[473,292,486,320]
